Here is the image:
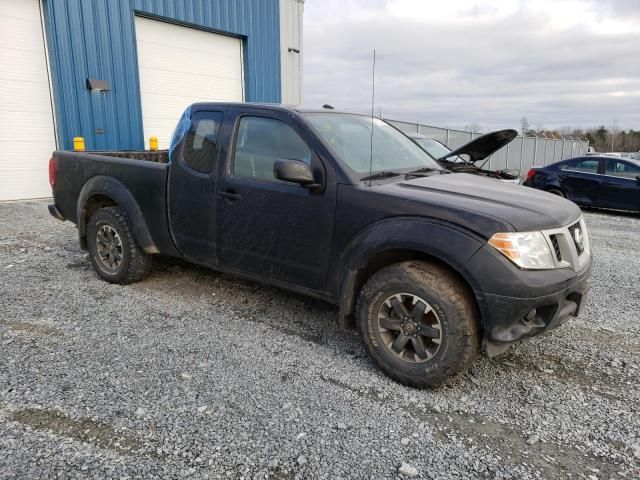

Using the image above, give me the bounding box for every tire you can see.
[547,188,565,197]
[356,261,480,388]
[87,207,150,284]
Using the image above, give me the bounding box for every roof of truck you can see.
[189,102,359,115]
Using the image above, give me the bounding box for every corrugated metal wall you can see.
[42,0,282,150]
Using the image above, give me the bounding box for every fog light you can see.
[524,309,537,321]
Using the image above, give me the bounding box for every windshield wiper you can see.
[360,171,403,182]
[406,167,448,176]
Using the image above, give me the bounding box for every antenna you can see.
[368,49,376,187]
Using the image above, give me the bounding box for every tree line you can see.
[519,118,640,153]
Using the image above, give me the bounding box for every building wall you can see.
[42,0,282,151]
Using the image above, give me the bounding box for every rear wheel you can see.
[87,207,150,284]
[356,261,480,388]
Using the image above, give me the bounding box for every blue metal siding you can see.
[42,0,282,150]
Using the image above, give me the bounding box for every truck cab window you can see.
[233,116,311,180]
[182,111,223,173]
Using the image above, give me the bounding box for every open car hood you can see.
[438,129,518,163]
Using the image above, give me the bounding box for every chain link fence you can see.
[387,120,590,178]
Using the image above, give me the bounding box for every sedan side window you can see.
[233,116,312,180]
[560,159,599,174]
[606,160,640,179]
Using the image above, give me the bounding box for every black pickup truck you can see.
[49,103,592,388]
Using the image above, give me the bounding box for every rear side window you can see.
[606,159,640,179]
[233,116,311,180]
[560,159,599,174]
[182,111,223,173]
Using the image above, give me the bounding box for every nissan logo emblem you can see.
[573,227,584,250]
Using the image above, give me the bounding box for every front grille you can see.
[541,217,590,272]
[550,235,562,261]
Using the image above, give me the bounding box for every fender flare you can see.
[336,217,485,328]
[77,175,158,253]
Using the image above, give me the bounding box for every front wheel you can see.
[87,207,150,284]
[356,261,480,388]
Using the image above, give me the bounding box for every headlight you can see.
[488,231,555,269]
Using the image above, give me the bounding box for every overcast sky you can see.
[303,0,640,132]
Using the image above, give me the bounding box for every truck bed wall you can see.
[52,151,177,256]
[89,150,169,163]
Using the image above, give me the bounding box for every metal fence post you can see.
[533,135,538,166]
[505,143,510,170]
[445,129,450,147]
[519,135,525,173]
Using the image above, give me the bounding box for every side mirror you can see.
[274,159,320,188]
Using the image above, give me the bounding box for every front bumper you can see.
[476,262,591,344]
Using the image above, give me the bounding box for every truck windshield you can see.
[303,113,443,177]
[412,137,464,163]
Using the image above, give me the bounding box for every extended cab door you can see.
[167,109,224,261]
[214,109,336,291]
[598,159,640,210]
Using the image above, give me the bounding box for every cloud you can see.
[303,0,640,130]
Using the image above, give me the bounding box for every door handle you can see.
[218,189,242,201]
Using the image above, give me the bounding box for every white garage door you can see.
[0,0,56,201]
[135,17,244,149]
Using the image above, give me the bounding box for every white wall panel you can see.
[0,0,56,201]
[279,0,304,105]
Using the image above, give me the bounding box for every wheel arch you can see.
[336,218,485,330]
[77,176,158,253]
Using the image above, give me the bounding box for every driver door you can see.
[214,111,336,291]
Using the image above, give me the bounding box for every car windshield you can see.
[303,113,443,177]
[412,137,464,163]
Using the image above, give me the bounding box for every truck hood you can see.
[438,129,517,163]
[385,173,582,232]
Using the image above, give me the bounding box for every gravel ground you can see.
[1,199,639,480]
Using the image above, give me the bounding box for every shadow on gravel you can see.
[10,408,145,455]
[149,255,339,347]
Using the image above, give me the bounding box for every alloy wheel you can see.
[96,225,123,271]
[377,293,443,363]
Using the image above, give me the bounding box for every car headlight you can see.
[488,231,555,269]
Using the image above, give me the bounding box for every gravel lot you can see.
[1,199,639,479]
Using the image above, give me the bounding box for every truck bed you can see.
[51,150,176,255]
